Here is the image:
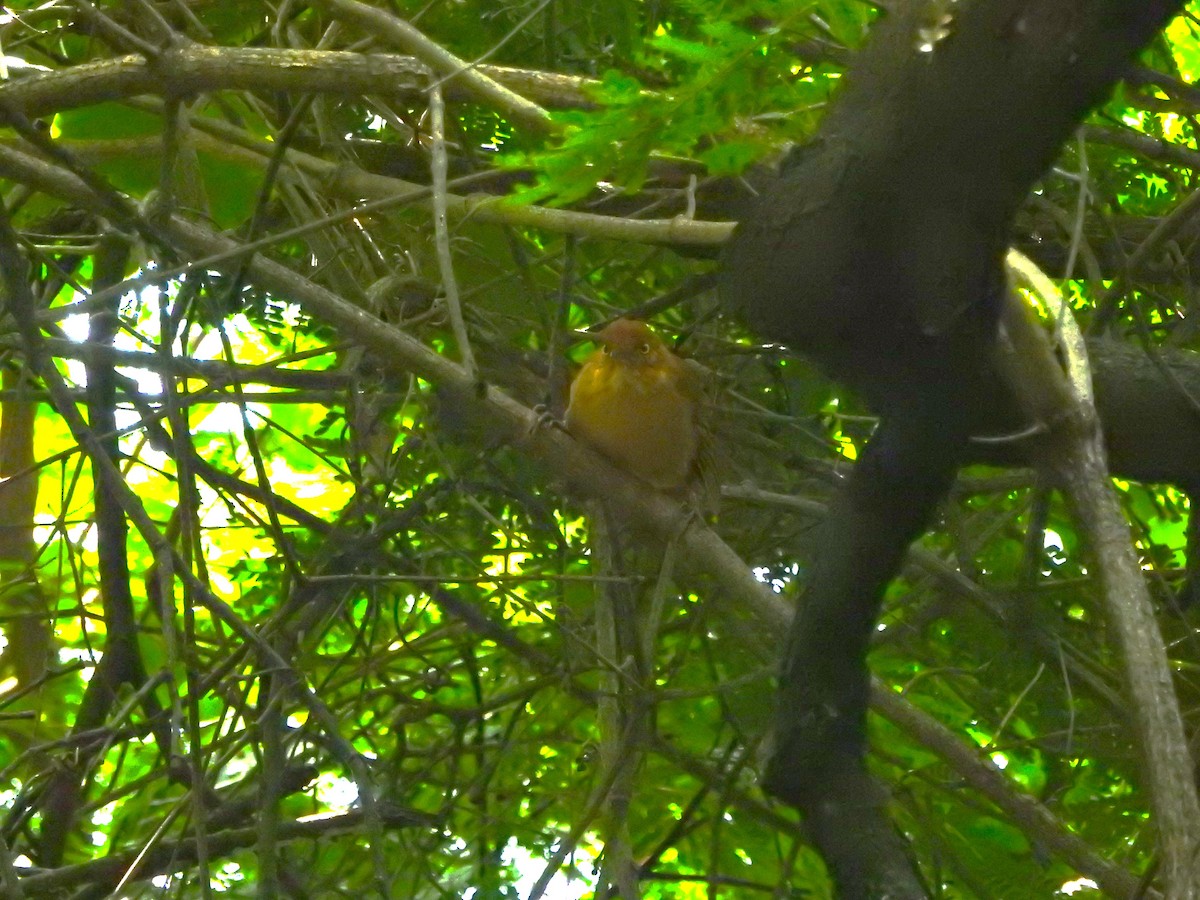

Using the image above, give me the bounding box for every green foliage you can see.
[509,2,839,204]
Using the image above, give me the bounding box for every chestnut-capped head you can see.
[594,318,670,367]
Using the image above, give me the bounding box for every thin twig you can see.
[317,0,553,134]
[428,82,477,382]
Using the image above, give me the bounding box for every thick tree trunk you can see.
[719,1,1190,895]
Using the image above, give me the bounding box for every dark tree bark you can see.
[719,0,1188,895]
[967,338,1200,488]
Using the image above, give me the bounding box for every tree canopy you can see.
[1,0,1200,897]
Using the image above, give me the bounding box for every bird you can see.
[565,318,700,491]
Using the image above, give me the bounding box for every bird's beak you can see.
[608,346,645,365]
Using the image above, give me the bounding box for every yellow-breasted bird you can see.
[565,318,701,491]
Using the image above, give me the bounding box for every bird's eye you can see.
[639,343,650,354]
[601,345,612,354]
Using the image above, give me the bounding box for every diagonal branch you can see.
[1004,254,1200,892]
